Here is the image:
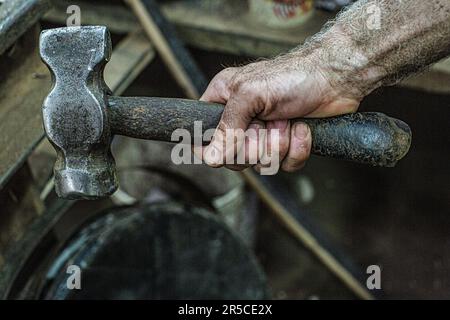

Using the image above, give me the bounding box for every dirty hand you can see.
[195,0,450,174]
[195,50,362,173]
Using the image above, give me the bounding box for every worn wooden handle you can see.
[108,97,412,167]
[301,113,411,167]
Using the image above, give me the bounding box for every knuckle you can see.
[230,78,256,97]
[237,80,257,95]
[229,78,242,93]
[210,77,228,93]
[211,68,236,87]
[211,78,225,92]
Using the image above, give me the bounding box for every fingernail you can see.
[204,142,223,166]
[294,122,310,140]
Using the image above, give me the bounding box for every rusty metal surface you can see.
[0,0,51,55]
[40,26,118,200]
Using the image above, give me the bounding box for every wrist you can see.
[281,46,362,117]
[314,24,386,100]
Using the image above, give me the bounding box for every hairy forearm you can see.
[299,0,450,98]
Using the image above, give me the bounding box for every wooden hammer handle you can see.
[108,96,411,167]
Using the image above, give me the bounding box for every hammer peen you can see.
[39,26,412,200]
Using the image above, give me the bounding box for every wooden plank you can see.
[242,171,374,300]
[0,165,44,256]
[105,31,155,94]
[0,26,50,188]
[126,0,207,98]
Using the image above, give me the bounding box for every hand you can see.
[195,49,362,173]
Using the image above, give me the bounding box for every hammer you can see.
[39,26,412,200]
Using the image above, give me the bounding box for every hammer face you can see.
[40,26,118,199]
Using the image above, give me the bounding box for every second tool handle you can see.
[108,97,411,167]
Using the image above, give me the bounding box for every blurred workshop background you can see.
[0,0,449,300]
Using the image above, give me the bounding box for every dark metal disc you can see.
[42,202,269,299]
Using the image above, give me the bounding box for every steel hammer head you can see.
[40,26,117,199]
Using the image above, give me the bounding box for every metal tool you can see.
[40,26,412,200]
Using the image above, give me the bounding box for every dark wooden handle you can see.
[301,113,411,167]
[108,96,412,167]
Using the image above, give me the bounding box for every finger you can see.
[200,67,238,103]
[253,120,290,175]
[235,121,265,165]
[204,88,256,167]
[253,128,268,174]
[203,126,226,168]
[281,122,312,172]
[263,120,290,164]
[194,69,236,163]
[228,120,266,171]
